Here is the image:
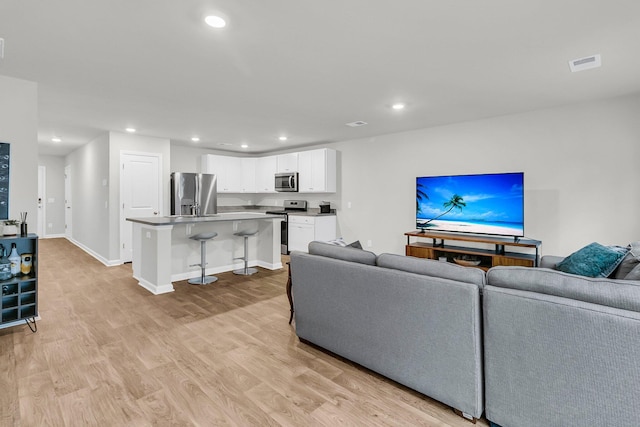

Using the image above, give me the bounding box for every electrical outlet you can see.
[146,231,151,238]
[367,240,372,248]
[348,202,352,209]
[48,223,53,228]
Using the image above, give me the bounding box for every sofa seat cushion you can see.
[377,253,486,287]
[556,242,628,278]
[487,266,640,313]
[308,241,376,265]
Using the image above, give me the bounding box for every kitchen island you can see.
[127,212,283,295]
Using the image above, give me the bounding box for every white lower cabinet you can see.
[288,215,337,252]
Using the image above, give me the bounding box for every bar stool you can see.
[188,232,218,285]
[233,229,258,275]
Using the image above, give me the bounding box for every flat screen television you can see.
[416,172,524,237]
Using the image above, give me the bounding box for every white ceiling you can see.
[1,1,639,156]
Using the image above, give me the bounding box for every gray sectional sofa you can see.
[290,241,640,427]
[290,241,486,421]
[483,264,640,427]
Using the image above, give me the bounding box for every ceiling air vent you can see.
[346,121,368,127]
[0,38,4,59]
[569,54,601,72]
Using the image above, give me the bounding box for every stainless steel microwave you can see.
[275,172,298,192]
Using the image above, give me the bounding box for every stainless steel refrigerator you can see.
[170,172,217,216]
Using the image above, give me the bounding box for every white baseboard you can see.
[134,275,174,295]
[39,233,66,239]
[65,237,122,267]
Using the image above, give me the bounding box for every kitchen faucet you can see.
[190,203,201,217]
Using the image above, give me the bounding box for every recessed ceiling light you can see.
[346,121,368,127]
[191,136,200,142]
[240,144,249,149]
[279,136,288,141]
[126,127,136,133]
[205,15,226,28]
[51,137,61,143]
[392,103,406,110]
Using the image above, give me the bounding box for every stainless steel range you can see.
[265,200,307,254]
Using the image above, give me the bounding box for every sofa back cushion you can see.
[377,253,486,287]
[487,266,640,313]
[308,241,377,265]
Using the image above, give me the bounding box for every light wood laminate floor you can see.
[0,238,489,426]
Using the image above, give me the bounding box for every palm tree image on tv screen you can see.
[416,172,524,237]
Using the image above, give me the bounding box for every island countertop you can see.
[126,212,283,226]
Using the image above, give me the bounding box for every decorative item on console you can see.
[0,244,11,280]
[20,212,27,236]
[2,219,19,236]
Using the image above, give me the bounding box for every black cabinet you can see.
[0,234,38,331]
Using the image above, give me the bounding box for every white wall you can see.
[37,155,66,235]
[169,144,211,173]
[330,94,640,256]
[0,75,38,224]
[65,133,111,259]
[65,131,171,263]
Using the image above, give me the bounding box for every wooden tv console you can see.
[405,231,541,270]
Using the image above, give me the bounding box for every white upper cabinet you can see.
[255,156,277,193]
[240,158,256,193]
[276,153,298,173]
[201,154,242,193]
[201,149,335,194]
[298,148,337,193]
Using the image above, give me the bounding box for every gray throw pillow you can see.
[626,263,640,280]
[348,240,363,249]
[614,241,640,279]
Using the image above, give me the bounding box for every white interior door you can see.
[64,165,72,238]
[37,165,46,237]
[120,152,162,263]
